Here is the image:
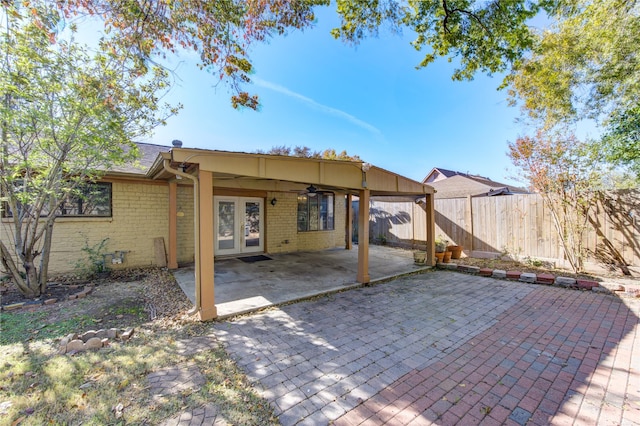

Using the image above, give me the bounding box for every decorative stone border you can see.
[437,262,640,298]
[58,327,135,354]
[1,285,94,312]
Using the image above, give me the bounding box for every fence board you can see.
[369,190,640,269]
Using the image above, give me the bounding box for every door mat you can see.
[238,255,272,263]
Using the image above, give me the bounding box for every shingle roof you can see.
[429,173,529,199]
[108,142,170,176]
[434,168,464,178]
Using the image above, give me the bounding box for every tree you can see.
[0,4,176,297]
[53,1,571,109]
[507,0,640,127]
[508,129,630,274]
[57,0,329,109]
[598,106,640,179]
[258,145,361,161]
[332,0,550,81]
[506,0,640,177]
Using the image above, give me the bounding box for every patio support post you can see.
[197,169,217,320]
[346,194,353,250]
[168,181,178,269]
[357,189,370,283]
[425,192,436,267]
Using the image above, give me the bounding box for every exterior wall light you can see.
[271,198,277,206]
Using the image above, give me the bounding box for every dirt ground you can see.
[1,268,194,330]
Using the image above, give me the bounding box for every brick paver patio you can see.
[213,271,640,425]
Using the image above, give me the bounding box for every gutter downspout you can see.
[162,159,201,315]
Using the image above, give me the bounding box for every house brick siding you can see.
[266,191,346,253]
[176,184,195,264]
[1,184,349,276]
[1,179,170,275]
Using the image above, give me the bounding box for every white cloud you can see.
[254,78,382,136]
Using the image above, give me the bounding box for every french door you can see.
[214,197,263,256]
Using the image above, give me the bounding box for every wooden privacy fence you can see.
[367,191,640,269]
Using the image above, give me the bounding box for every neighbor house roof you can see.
[421,168,528,199]
[422,167,468,183]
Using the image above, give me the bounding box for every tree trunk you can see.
[23,253,41,298]
[544,195,579,273]
[38,218,55,293]
[0,239,31,295]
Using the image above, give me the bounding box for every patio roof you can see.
[148,148,434,197]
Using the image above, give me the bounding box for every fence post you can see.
[346,194,353,250]
[466,195,474,252]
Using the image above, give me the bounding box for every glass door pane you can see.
[244,201,261,249]
[218,200,236,250]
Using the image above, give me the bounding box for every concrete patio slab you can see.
[172,245,429,318]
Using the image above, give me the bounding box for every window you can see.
[2,182,112,218]
[58,182,112,217]
[297,192,334,231]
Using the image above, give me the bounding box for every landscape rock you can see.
[3,302,25,311]
[555,276,577,287]
[57,327,134,354]
[457,265,480,274]
[121,328,135,341]
[85,337,103,350]
[576,279,599,290]
[519,272,537,283]
[492,270,507,279]
[66,339,85,352]
[81,330,97,341]
[479,268,493,277]
[536,273,555,285]
[506,270,522,280]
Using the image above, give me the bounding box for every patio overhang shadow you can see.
[172,246,430,319]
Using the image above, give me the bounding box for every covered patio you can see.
[173,245,430,318]
[148,145,436,320]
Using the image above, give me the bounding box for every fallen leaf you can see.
[113,403,124,419]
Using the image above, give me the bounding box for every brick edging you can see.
[1,284,94,312]
[436,262,639,298]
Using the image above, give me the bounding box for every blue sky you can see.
[143,6,530,186]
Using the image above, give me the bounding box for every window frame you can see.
[297,192,335,232]
[2,181,113,218]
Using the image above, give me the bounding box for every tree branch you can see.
[442,0,491,35]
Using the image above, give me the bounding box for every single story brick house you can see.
[1,141,436,320]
